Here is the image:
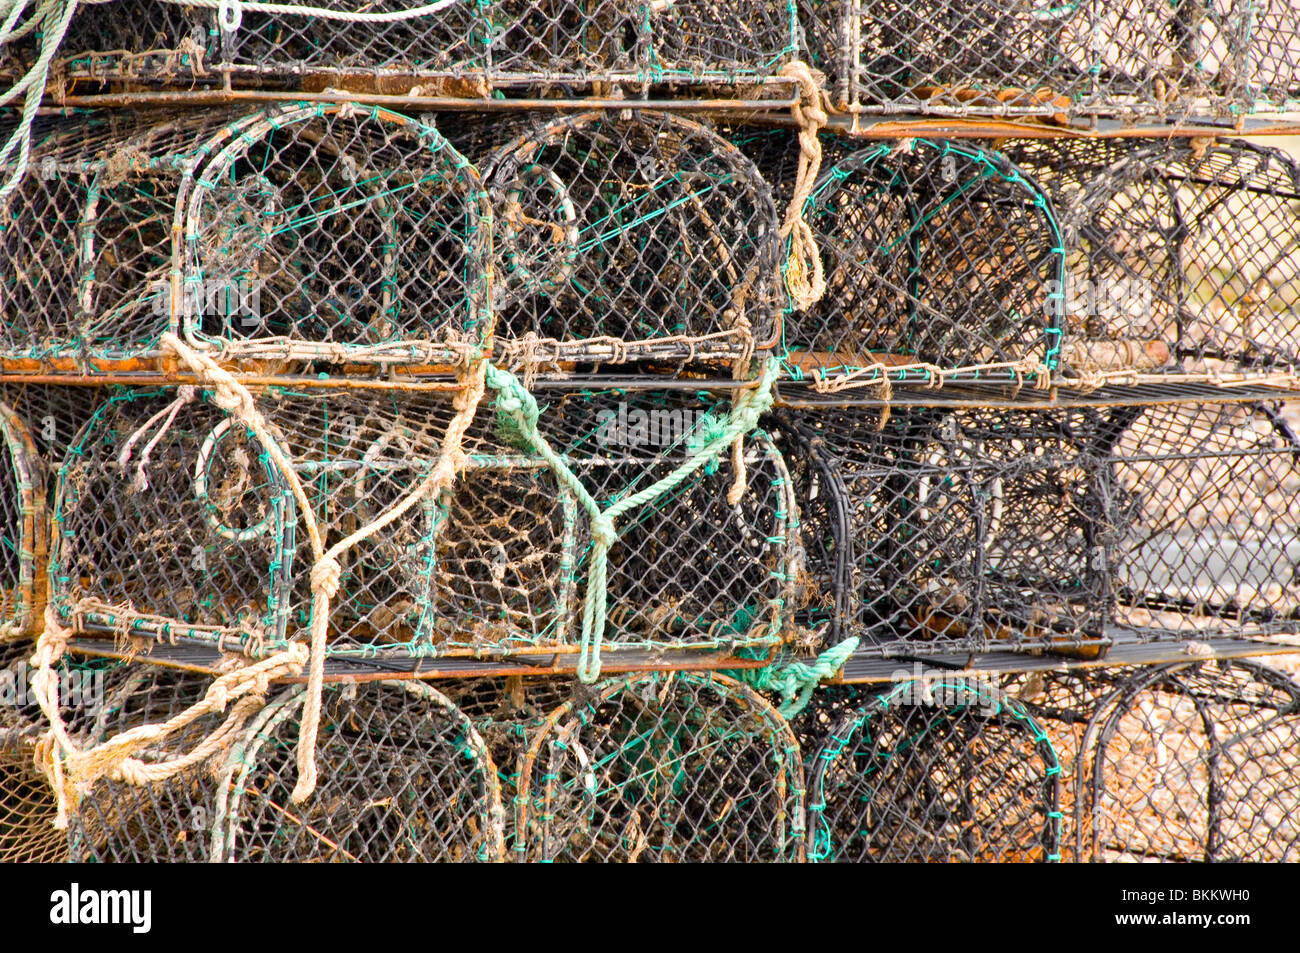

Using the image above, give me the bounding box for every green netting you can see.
[517,671,806,861]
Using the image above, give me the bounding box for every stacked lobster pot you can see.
[3,0,1300,864]
[756,122,1300,862]
[0,0,819,862]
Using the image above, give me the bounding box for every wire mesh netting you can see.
[67,661,229,862]
[214,680,503,861]
[1020,659,1300,862]
[771,404,1113,658]
[1107,400,1300,642]
[68,675,506,861]
[766,137,1064,393]
[1011,136,1300,387]
[7,0,798,91]
[1,643,116,863]
[469,111,783,372]
[439,676,577,854]
[517,671,805,861]
[1,103,490,366]
[800,0,1300,121]
[50,383,797,668]
[801,678,1061,862]
[0,399,44,640]
[773,398,1300,659]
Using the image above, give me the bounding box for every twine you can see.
[31,604,307,829]
[778,61,828,312]
[486,357,778,683]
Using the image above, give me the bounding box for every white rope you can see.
[155,0,459,27]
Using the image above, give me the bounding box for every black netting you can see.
[1046,137,1300,382]
[772,399,1300,658]
[517,671,805,861]
[1024,659,1300,862]
[803,677,1061,862]
[770,404,1112,657]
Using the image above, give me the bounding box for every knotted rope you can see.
[729,637,860,719]
[31,604,308,828]
[59,332,486,806]
[486,357,778,683]
[778,61,829,312]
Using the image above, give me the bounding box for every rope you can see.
[0,0,79,202]
[778,61,828,312]
[485,357,778,684]
[154,0,459,30]
[158,333,487,803]
[31,605,307,828]
[729,637,860,719]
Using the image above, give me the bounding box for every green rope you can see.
[729,637,860,719]
[0,0,80,201]
[485,357,778,683]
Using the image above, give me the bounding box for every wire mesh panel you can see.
[68,662,228,862]
[1076,660,1300,862]
[0,400,44,640]
[0,103,489,366]
[804,678,1061,862]
[51,383,796,668]
[803,0,1299,121]
[781,138,1064,393]
[1035,137,1300,386]
[771,404,1112,659]
[214,680,504,862]
[478,112,782,372]
[518,671,805,861]
[1108,400,1300,642]
[26,0,798,90]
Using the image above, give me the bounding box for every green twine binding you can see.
[728,636,860,719]
[484,357,779,683]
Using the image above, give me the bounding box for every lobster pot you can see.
[772,405,1110,659]
[1107,401,1300,641]
[0,110,233,363]
[28,1,798,90]
[51,385,796,667]
[0,401,43,640]
[785,139,1064,390]
[1052,660,1300,862]
[1038,138,1300,383]
[479,112,781,371]
[805,678,1061,862]
[68,663,229,862]
[803,0,1299,121]
[1,646,125,863]
[511,386,799,663]
[211,681,504,862]
[518,671,805,861]
[441,677,583,853]
[1,104,489,365]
